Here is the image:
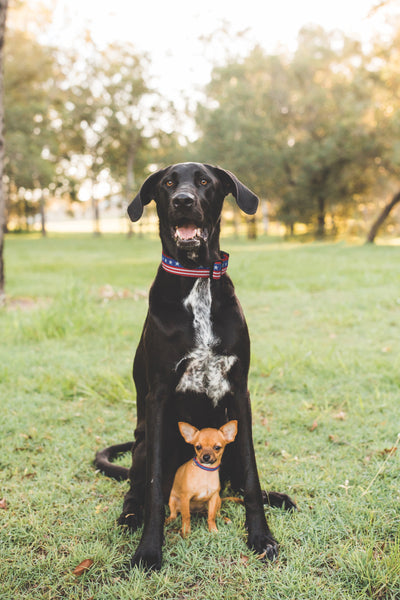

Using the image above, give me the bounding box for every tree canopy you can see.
[3,3,400,241]
[193,25,400,237]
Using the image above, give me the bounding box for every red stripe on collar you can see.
[161,252,229,280]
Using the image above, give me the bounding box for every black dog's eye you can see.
[200,178,208,186]
[165,180,174,188]
[196,444,202,451]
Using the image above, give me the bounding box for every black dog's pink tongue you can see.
[176,225,197,240]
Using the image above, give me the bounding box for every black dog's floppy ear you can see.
[206,165,259,215]
[127,167,169,222]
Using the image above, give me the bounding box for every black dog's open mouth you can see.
[173,224,208,249]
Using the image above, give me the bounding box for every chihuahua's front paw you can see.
[247,530,279,562]
[208,522,219,533]
[180,525,191,538]
[130,543,162,571]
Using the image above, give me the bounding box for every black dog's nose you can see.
[202,454,211,463]
[172,193,195,208]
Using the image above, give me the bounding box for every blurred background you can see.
[4,0,400,243]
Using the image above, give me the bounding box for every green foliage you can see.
[4,9,400,240]
[194,25,400,238]
[4,29,58,197]
[3,16,182,232]
[1,234,400,599]
[57,42,150,189]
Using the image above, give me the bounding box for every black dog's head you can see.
[127,162,259,265]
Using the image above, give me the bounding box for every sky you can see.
[44,0,397,102]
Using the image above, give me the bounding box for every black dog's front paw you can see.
[247,530,279,562]
[130,543,162,571]
[117,509,143,531]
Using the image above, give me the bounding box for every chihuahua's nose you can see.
[202,454,211,463]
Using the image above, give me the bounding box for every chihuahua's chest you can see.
[175,279,237,406]
[189,470,220,509]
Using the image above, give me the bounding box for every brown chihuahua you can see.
[165,420,238,537]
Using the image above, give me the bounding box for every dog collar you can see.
[193,457,220,471]
[161,252,229,280]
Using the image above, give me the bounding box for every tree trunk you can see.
[126,147,135,238]
[89,176,101,236]
[366,190,400,244]
[247,215,257,239]
[24,199,30,231]
[39,193,46,236]
[232,202,240,237]
[316,195,326,238]
[92,196,100,236]
[261,198,269,235]
[0,0,8,304]
[34,179,46,237]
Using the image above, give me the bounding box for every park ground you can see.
[1,233,400,599]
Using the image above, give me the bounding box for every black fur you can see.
[95,163,296,570]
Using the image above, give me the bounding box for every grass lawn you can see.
[1,233,400,599]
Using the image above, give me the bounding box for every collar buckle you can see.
[210,251,229,280]
[210,259,222,280]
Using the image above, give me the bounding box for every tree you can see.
[279,28,378,236]
[194,46,282,238]
[364,22,400,242]
[3,28,59,234]
[98,44,151,234]
[367,191,400,243]
[2,8,181,238]
[0,0,8,304]
[194,28,379,238]
[55,40,156,235]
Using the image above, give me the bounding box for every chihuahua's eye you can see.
[200,178,208,186]
[165,180,174,187]
[214,445,221,451]
[195,444,202,451]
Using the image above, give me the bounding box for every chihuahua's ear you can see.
[219,420,238,444]
[178,422,199,444]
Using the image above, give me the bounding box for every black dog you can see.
[95,163,295,570]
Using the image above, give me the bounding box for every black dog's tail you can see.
[94,441,133,481]
[223,492,297,511]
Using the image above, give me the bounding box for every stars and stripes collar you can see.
[161,251,229,280]
[192,457,220,471]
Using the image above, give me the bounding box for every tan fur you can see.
[165,421,238,537]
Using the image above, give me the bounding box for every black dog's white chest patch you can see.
[176,279,237,406]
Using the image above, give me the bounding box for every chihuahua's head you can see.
[178,421,238,467]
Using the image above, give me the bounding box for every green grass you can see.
[1,233,400,599]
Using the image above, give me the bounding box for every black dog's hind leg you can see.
[118,343,149,531]
[262,490,297,512]
[118,427,146,531]
[129,387,168,571]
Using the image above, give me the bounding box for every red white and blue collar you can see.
[193,457,220,471]
[161,251,229,280]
